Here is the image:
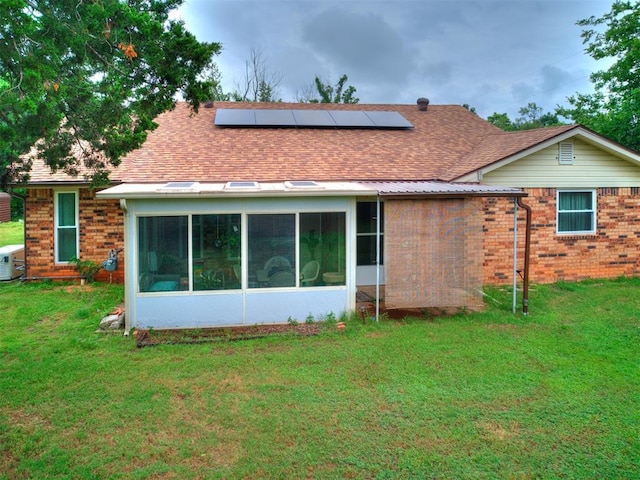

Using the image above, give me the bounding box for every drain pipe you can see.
[375,195,381,322]
[516,197,532,315]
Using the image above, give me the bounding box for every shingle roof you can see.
[444,124,579,181]
[116,101,506,183]
[24,101,584,185]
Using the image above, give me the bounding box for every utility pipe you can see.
[516,197,532,315]
[375,195,381,322]
[512,197,518,314]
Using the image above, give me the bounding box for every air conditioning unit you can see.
[0,244,25,281]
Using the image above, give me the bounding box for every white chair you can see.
[300,260,320,287]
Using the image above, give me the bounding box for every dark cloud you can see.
[174,0,614,118]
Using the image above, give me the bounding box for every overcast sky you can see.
[173,0,614,119]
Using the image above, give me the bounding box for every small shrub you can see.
[69,257,101,283]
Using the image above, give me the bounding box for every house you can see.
[18,100,640,330]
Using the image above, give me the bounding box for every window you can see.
[557,190,596,234]
[138,216,189,292]
[248,214,296,288]
[137,210,346,292]
[357,202,383,265]
[300,212,346,286]
[192,214,241,291]
[55,191,78,263]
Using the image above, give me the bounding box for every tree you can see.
[487,112,515,131]
[0,0,220,188]
[557,1,640,150]
[231,47,282,102]
[298,74,360,104]
[487,103,564,131]
[202,60,230,101]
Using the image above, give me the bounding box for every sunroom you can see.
[98,180,527,330]
[98,181,377,330]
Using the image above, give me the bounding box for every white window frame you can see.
[54,190,80,263]
[556,189,596,235]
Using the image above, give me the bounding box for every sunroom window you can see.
[300,212,346,287]
[192,214,241,291]
[248,214,296,288]
[137,210,346,292]
[557,190,596,234]
[138,216,189,292]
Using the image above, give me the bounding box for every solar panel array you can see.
[214,109,414,129]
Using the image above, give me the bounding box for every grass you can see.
[0,221,24,246]
[0,278,639,479]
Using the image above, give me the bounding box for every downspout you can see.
[516,197,532,315]
[375,195,381,322]
[119,199,131,335]
[512,198,518,314]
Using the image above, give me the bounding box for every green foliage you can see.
[9,188,24,219]
[1,279,639,478]
[69,257,101,283]
[558,1,640,150]
[487,102,565,131]
[201,60,230,101]
[0,0,221,188]
[312,74,359,104]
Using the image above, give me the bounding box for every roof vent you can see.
[204,101,215,108]
[417,97,429,111]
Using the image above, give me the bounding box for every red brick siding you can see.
[483,188,640,285]
[25,188,124,282]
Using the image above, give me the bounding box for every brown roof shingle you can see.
[25,101,583,185]
[117,101,505,183]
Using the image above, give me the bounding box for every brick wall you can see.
[25,188,124,282]
[482,188,640,285]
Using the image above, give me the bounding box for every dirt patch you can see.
[134,322,327,347]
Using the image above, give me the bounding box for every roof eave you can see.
[452,125,640,182]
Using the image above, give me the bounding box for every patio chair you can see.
[300,260,320,287]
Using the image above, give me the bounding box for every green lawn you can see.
[0,279,638,479]
[0,221,24,246]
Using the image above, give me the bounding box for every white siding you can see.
[483,139,640,187]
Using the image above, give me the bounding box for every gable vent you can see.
[558,142,574,165]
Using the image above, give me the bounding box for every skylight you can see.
[225,181,260,189]
[157,182,199,192]
[285,180,322,189]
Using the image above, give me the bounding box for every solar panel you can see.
[365,111,414,128]
[214,109,413,129]
[291,110,335,126]
[214,109,255,126]
[255,109,296,126]
[328,110,375,127]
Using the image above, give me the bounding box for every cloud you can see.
[302,7,417,87]
[173,0,614,118]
